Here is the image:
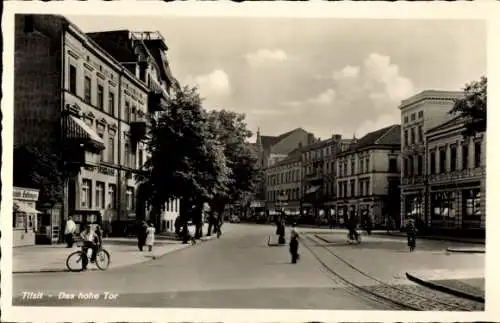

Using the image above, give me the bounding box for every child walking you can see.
[145,222,156,252]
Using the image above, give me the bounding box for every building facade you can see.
[399,90,464,229]
[14,15,179,239]
[265,148,302,217]
[335,125,401,228]
[426,117,485,234]
[300,135,351,224]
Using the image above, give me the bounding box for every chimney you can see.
[332,134,342,141]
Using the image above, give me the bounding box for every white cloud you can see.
[279,53,415,138]
[185,69,231,99]
[245,49,288,67]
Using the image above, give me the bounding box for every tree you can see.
[206,110,262,221]
[450,76,487,137]
[13,145,66,208]
[137,86,231,242]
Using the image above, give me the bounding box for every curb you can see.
[405,272,485,303]
[13,235,217,274]
[374,232,485,245]
[446,247,485,254]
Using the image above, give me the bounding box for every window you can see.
[139,149,144,168]
[124,142,130,166]
[389,158,398,173]
[107,136,114,163]
[132,106,137,122]
[366,179,370,196]
[450,145,457,172]
[408,155,414,176]
[418,111,423,118]
[126,187,135,210]
[359,159,364,174]
[95,182,105,209]
[410,127,415,144]
[430,150,436,175]
[108,92,115,116]
[98,132,105,161]
[81,179,92,209]
[411,113,416,121]
[343,182,347,197]
[97,84,104,110]
[417,155,423,176]
[84,76,92,104]
[403,158,408,177]
[125,101,130,123]
[365,158,369,173]
[350,180,355,197]
[404,116,408,124]
[69,65,77,95]
[351,159,355,175]
[439,148,446,173]
[108,184,116,209]
[338,183,343,197]
[462,143,469,170]
[463,189,481,219]
[344,161,347,176]
[474,141,482,168]
[418,125,423,143]
[338,163,342,177]
[359,181,364,196]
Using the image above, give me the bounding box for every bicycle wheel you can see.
[66,251,85,272]
[95,249,111,271]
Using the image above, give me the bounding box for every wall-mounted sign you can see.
[13,187,39,201]
[84,165,116,176]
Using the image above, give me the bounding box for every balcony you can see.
[130,114,148,141]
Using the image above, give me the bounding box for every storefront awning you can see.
[13,202,41,214]
[64,115,105,153]
[306,186,320,194]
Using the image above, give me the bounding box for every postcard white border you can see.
[2,1,499,322]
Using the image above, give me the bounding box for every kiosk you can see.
[13,187,41,247]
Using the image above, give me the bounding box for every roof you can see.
[426,115,465,135]
[399,90,464,110]
[339,124,401,156]
[260,127,308,150]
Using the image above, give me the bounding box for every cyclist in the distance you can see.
[80,224,101,270]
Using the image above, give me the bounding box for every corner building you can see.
[14,15,179,239]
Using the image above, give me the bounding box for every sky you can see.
[68,16,486,141]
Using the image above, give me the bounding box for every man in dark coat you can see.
[137,221,148,251]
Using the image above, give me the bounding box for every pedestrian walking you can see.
[64,216,76,248]
[138,221,148,251]
[145,222,156,252]
[289,223,300,264]
[406,218,417,252]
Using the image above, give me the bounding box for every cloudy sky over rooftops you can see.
[68,16,486,141]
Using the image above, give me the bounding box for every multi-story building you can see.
[399,90,464,229]
[265,148,302,217]
[301,135,351,224]
[252,127,315,218]
[335,125,401,227]
[425,116,485,235]
[14,15,179,239]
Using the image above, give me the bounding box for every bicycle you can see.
[347,230,362,244]
[408,235,416,252]
[66,241,111,272]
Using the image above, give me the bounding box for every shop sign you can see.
[250,201,265,208]
[13,187,39,201]
[84,165,116,176]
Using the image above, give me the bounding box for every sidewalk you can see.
[371,230,485,245]
[13,235,215,274]
[406,269,485,302]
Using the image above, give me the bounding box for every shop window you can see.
[463,189,481,219]
[108,184,116,209]
[95,182,105,209]
[84,76,92,104]
[81,179,92,209]
[431,192,456,220]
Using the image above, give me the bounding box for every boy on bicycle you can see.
[80,224,101,270]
